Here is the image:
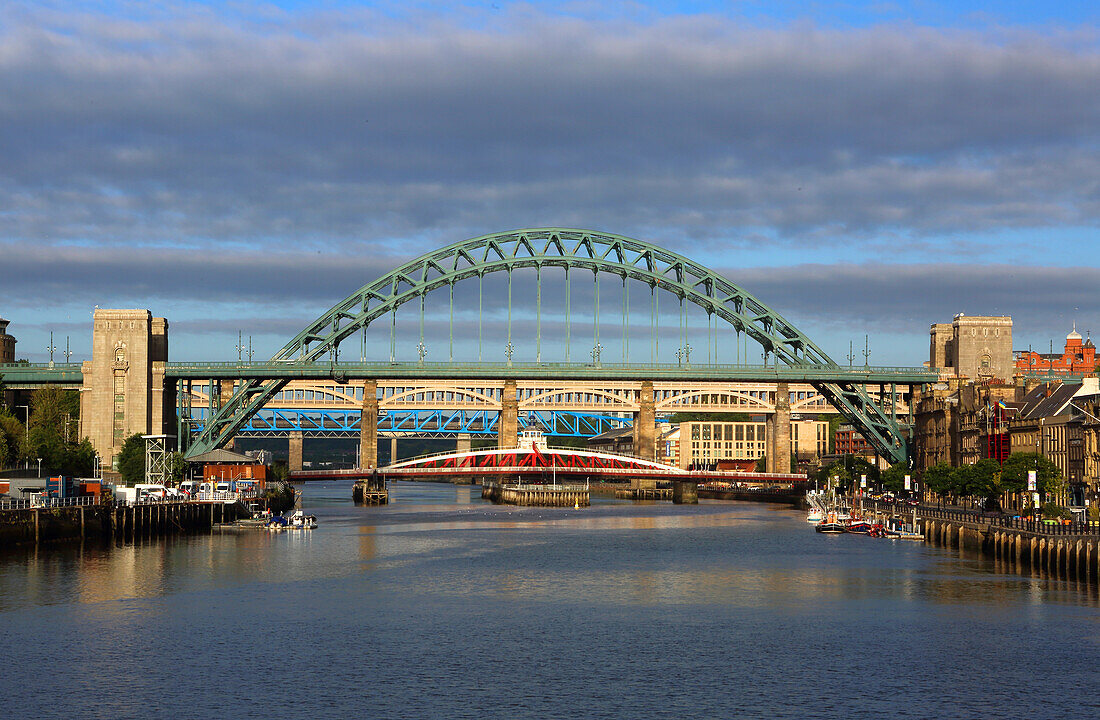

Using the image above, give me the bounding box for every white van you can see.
[135,484,168,500]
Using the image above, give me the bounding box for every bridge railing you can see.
[162,360,938,381]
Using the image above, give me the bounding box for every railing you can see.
[0,495,100,510]
[861,498,1100,536]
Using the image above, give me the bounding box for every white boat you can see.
[266,510,318,531]
[806,507,824,523]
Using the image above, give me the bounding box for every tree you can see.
[961,459,1001,502]
[166,452,188,483]
[1001,452,1063,501]
[0,411,26,469]
[881,464,908,493]
[922,462,955,498]
[117,433,146,485]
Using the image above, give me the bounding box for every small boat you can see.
[844,520,873,534]
[806,507,824,523]
[815,512,845,534]
[266,510,317,530]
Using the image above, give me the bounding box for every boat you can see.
[815,511,845,534]
[806,507,824,523]
[266,510,317,531]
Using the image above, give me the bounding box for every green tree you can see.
[958,459,1001,501]
[117,433,146,485]
[1001,452,1063,500]
[921,462,955,498]
[881,464,908,493]
[166,452,188,483]
[0,411,26,469]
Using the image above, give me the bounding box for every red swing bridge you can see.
[290,433,808,504]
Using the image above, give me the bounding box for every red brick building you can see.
[1015,325,1097,376]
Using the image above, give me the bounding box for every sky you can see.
[3,1,1100,367]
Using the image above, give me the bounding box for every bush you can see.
[263,481,297,514]
[1041,502,1071,520]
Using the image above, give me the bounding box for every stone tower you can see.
[929,314,1013,382]
[0,316,15,363]
[79,309,171,470]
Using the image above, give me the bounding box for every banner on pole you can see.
[904,474,911,490]
[1027,470,1037,492]
[860,474,867,488]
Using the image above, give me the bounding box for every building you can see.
[1014,325,1097,377]
[678,420,767,470]
[587,426,634,455]
[834,423,875,458]
[791,419,829,462]
[78,309,171,472]
[929,314,1013,381]
[657,425,680,467]
[0,316,15,363]
[1008,379,1098,507]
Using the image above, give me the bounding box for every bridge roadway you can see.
[2,360,936,385]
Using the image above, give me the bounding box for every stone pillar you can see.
[359,379,378,469]
[498,379,518,449]
[672,480,698,504]
[633,380,656,461]
[288,431,303,473]
[456,433,472,454]
[390,437,398,464]
[766,382,791,474]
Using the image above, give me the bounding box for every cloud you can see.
[2,6,1100,257]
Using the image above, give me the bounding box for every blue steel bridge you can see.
[1,229,939,466]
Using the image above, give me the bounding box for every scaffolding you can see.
[143,434,176,485]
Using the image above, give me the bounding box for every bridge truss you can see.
[185,228,929,463]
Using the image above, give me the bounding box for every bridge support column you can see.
[359,379,378,469]
[672,480,698,504]
[633,380,656,462]
[289,431,303,473]
[766,382,791,474]
[456,433,472,454]
[498,379,518,449]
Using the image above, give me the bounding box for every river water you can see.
[2,482,1098,719]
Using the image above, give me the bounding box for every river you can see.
[2,482,1098,719]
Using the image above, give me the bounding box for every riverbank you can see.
[0,500,246,546]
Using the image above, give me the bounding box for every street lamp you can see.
[504,341,515,366]
[416,342,428,365]
[46,332,57,368]
[36,457,42,478]
[591,343,603,366]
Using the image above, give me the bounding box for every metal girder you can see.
[187,228,919,462]
[186,408,631,439]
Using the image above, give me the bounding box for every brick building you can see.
[0,317,15,364]
[1014,325,1097,376]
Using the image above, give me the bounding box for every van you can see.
[199,482,213,495]
[135,484,168,500]
[214,481,231,494]
[178,481,199,496]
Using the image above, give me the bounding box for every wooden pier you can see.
[482,482,590,507]
[352,480,389,505]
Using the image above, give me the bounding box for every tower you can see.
[79,309,170,471]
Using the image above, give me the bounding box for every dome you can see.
[1067,322,1082,342]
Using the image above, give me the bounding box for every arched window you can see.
[115,347,125,363]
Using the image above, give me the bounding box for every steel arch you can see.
[186,228,908,462]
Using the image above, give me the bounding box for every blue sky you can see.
[3,1,1100,366]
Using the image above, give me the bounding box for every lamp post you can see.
[46,332,57,368]
[504,341,515,367]
[36,457,42,478]
[591,343,603,367]
[416,342,427,366]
